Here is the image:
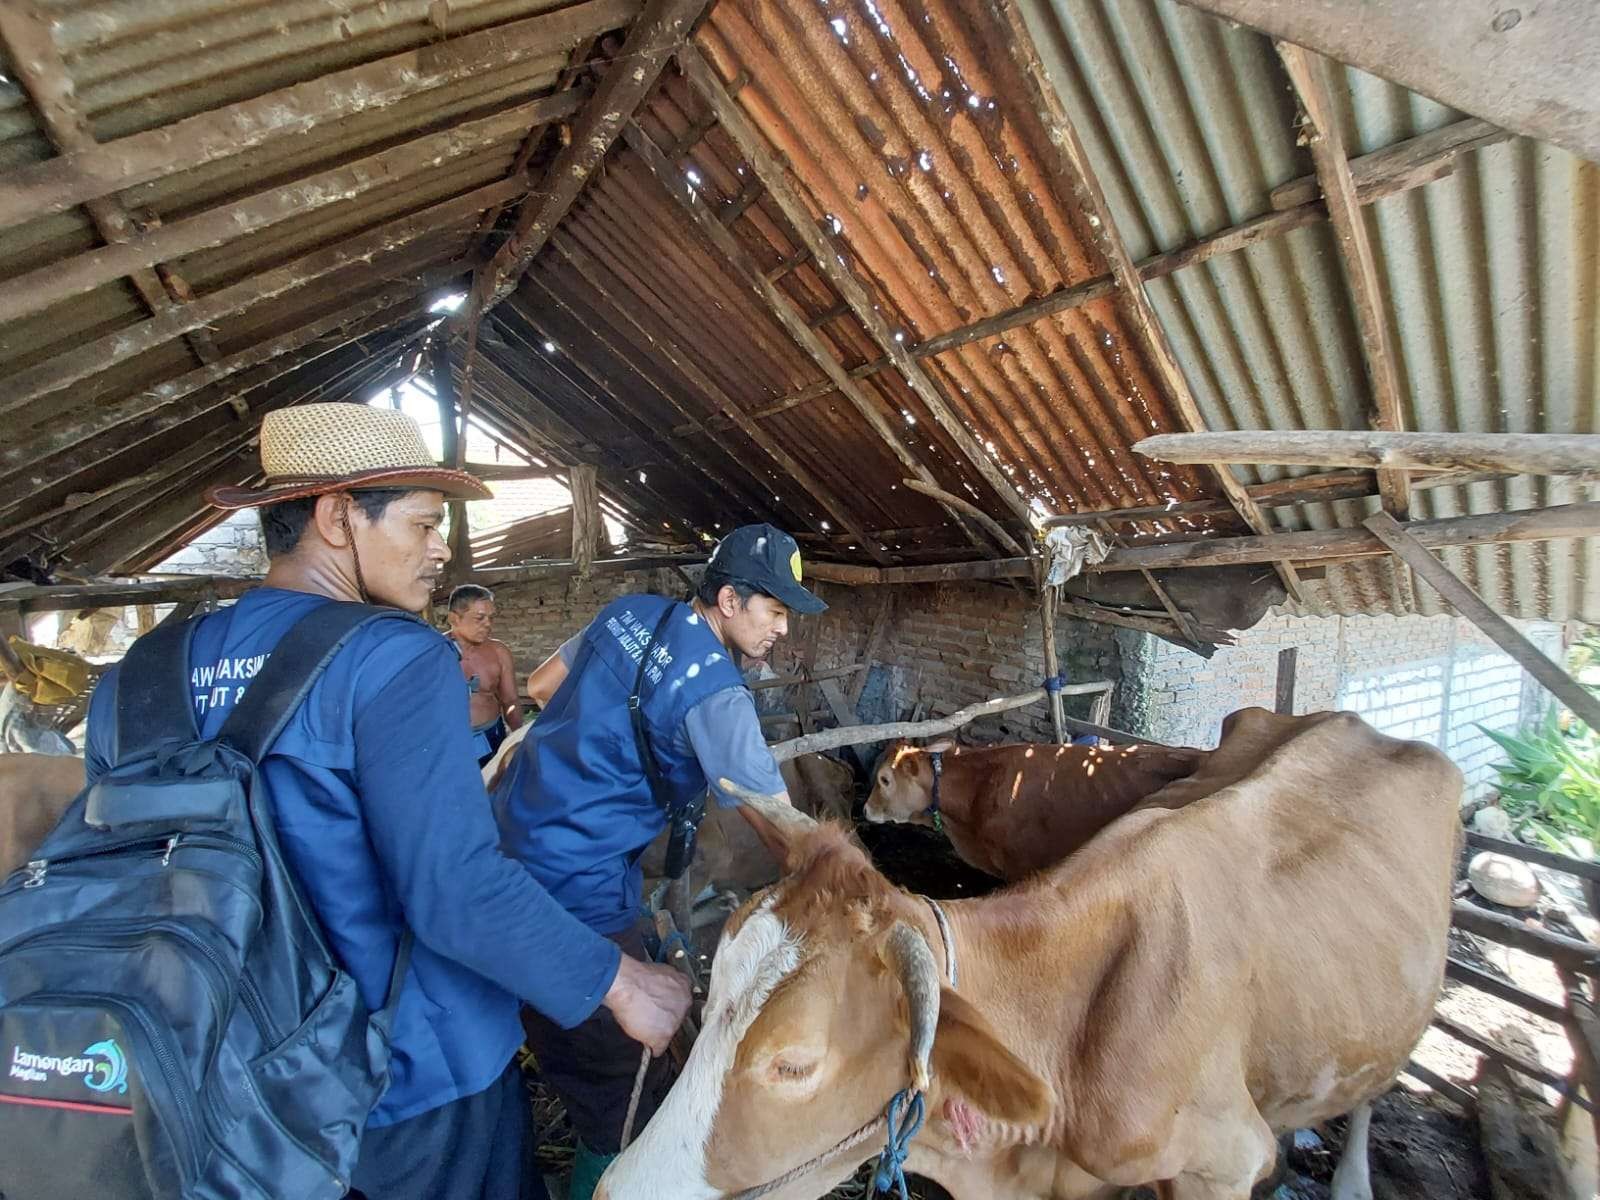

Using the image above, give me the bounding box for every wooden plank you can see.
[1172,0,1600,165]
[1060,715,1168,747]
[1402,1059,1476,1111]
[900,479,1026,557]
[472,0,712,312]
[1136,431,1600,478]
[1465,832,1600,886]
[0,0,634,230]
[1278,43,1411,518]
[0,93,565,325]
[1274,647,1298,715]
[748,665,862,692]
[847,592,896,708]
[0,4,217,365]
[1432,1014,1589,1106]
[623,120,993,557]
[1446,957,1572,1027]
[471,554,705,586]
[1364,511,1600,733]
[4,180,526,412]
[1271,117,1512,212]
[1096,502,1600,573]
[1452,901,1600,977]
[679,44,1033,529]
[0,576,257,614]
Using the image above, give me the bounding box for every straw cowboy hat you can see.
[207,404,492,510]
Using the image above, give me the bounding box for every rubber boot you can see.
[566,1140,616,1200]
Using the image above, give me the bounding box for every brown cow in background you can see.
[0,753,84,880]
[865,737,1205,880]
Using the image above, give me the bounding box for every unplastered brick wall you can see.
[806,580,1121,741]
[1118,612,1566,799]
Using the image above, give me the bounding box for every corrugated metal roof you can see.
[1014,0,1599,620]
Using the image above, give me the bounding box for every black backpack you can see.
[0,602,415,1199]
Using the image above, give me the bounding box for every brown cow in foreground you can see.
[0,752,84,880]
[865,738,1206,879]
[598,708,1461,1200]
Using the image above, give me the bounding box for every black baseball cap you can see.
[704,524,827,614]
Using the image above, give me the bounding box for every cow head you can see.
[596,786,1050,1200]
[863,738,954,826]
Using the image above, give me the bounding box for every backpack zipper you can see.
[3,831,263,895]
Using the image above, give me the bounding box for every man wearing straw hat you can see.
[83,404,690,1200]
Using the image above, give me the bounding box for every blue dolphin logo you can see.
[83,1040,128,1095]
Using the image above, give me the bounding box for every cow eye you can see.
[771,1058,817,1081]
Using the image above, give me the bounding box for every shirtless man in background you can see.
[445,584,523,766]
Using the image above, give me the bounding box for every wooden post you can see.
[569,464,600,579]
[429,343,469,583]
[1040,586,1068,744]
[848,592,896,709]
[1364,511,1600,733]
[1274,648,1298,715]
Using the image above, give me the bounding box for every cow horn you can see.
[716,777,819,833]
[885,923,940,1093]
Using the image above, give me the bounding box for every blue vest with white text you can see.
[493,595,745,933]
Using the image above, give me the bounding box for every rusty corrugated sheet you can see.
[1013,0,1599,621]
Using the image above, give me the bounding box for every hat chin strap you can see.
[338,499,372,604]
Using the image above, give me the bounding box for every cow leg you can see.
[1165,1105,1277,1200]
[1328,1102,1374,1200]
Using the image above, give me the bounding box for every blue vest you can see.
[494,595,745,933]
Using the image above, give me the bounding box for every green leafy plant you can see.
[1482,713,1600,853]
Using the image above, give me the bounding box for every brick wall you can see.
[806,580,1121,741]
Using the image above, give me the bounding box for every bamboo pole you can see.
[1040,586,1067,744]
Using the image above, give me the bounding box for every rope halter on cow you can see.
[715,779,957,1200]
[925,751,944,832]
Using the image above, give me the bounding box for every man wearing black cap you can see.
[491,524,825,1198]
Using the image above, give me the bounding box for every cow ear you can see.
[929,988,1051,1126]
[924,737,956,754]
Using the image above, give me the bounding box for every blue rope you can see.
[655,929,691,965]
[871,1089,925,1199]
[1042,672,1068,694]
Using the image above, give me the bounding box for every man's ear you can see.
[929,988,1052,1126]
[312,493,353,548]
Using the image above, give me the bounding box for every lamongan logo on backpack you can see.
[7,1038,128,1094]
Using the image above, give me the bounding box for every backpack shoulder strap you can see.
[116,616,203,760]
[219,601,418,764]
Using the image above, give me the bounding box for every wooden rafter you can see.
[678,44,1033,531]
[0,5,218,366]
[1277,42,1411,520]
[1135,431,1600,478]
[665,113,1507,449]
[468,0,714,315]
[539,235,886,558]
[991,0,1305,604]
[503,279,806,534]
[0,0,635,231]
[0,285,453,517]
[4,179,528,411]
[621,120,1000,559]
[0,98,574,324]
